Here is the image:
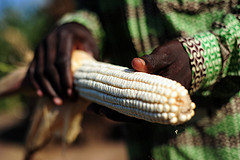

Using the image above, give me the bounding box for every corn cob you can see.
[73,51,196,125]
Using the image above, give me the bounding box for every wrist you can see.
[58,10,104,46]
[178,32,222,94]
[57,22,99,60]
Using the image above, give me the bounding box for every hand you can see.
[88,40,192,123]
[28,22,98,105]
[132,40,192,90]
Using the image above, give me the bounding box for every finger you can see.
[140,40,181,73]
[71,23,99,59]
[35,45,62,105]
[56,32,73,96]
[37,77,63,105]
[140,48,171,74]
[44,33,63,97]
[28,60,43,96]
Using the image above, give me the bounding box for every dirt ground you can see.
[0,141,128,160]
[0,111,129,160]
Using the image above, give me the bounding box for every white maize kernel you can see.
[179,114,187,122]
[159,88,164,95]
[168,113,176,119]
[160,96,168,104]
[180,89,188,97]
[191,103,196,109]
[168,98,176,104]
[164,88,171,96]
[170,117,178,124]
[162,113,168,120]
[171,84,177,90]
[171,105,178,113]
[157,113,162,119]
[157,104,163,113]
[171,91,178,97]
[191,110,195,117]
[163,104,170,112]
[186,114,191,120]
[150,104,154,112]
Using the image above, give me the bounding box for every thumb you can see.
[131,58,149,73]
[131,48,171,74]
[131,40,182,74]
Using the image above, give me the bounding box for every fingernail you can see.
[138,58,146,66]
[132,58,147,72]
[36,90,43,96]
[53,97,63,106]
[67,88,72,96]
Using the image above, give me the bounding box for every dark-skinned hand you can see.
[89,40,192,122]
[28,22,98,105]
[132,40,192,90]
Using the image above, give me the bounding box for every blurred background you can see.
[0,0,128,159]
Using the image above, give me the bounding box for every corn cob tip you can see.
[71,50,95,72]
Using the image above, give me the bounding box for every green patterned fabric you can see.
[179,32,222,93]
[213,14,240,77]
[59,0,240,159]
[179,13,240,94]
